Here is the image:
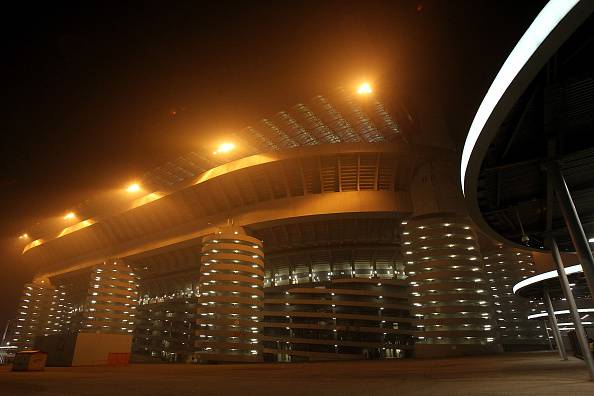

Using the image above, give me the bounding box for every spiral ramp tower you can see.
[196,226,264,363]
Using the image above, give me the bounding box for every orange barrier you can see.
[107,352,130,365]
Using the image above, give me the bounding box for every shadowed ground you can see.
[0,352,592,396]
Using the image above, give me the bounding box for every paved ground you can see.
[0,352,592,396]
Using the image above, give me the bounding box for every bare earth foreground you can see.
[0,352,592,396]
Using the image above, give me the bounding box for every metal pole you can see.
[1,320,10,346]
[543,320,554,351]
[550,237,594,380]
[543,289,568,360]
[548,161,594,300]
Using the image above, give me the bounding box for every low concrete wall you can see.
[415,344,502,358]
[72,333,132,366]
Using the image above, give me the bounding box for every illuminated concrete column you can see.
[196,226,264,363]
[481,245,548,349]
[11,278,57,350]
[80,260,139,334]
[403,214,500,357]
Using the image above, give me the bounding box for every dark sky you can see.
[0,1,546,332]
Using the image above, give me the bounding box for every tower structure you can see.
[195,226,264,362]
[482,245,548,349]
[80,260,139,334]
[11,278,57,350]
[403,214,499,356]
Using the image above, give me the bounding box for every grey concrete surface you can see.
[0,352,592,396]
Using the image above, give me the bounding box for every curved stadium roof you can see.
[21,87,430,279]
[141,86,408,192]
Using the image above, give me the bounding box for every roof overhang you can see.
[460,0,593,248]
[26,142,456,279]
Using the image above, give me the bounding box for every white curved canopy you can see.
[461,0,581,195]
[513,264,582,294]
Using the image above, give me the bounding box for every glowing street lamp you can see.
[213,142,236,155]
[126,183,141,193]
[357,82,373,95]
[63,212,76,220]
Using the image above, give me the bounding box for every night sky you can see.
[0,1,546,332]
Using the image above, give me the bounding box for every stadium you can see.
[4,84,549,365]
